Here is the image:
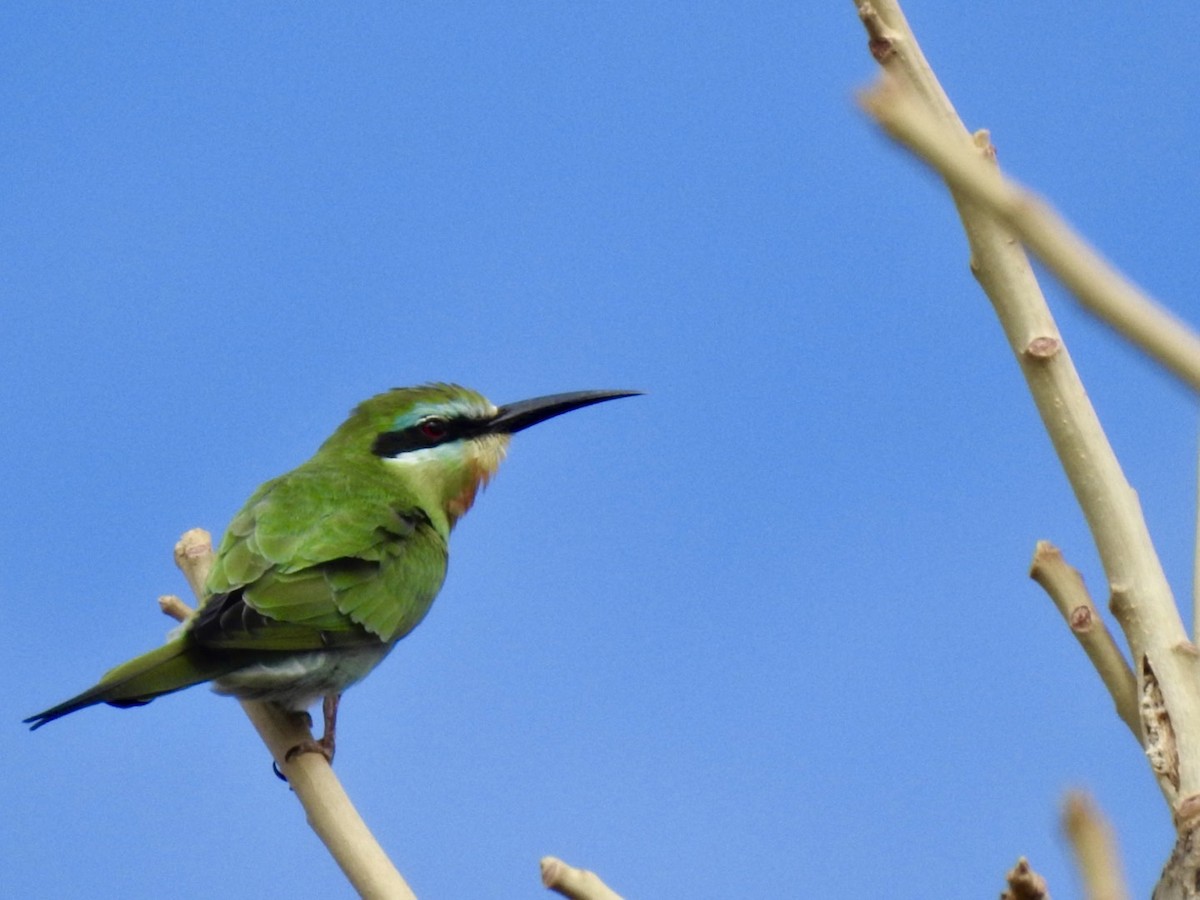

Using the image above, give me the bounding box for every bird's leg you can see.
[284,693,340,765]
[318,693,339,760]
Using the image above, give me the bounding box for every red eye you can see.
[419,417,448,441]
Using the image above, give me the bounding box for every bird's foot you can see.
[282,694,340,766]
[284,734,335,764]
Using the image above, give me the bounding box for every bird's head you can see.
[319,383,639,527]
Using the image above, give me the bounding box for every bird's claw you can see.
[272,694,339,779]
[273,736,334,782]
[284,737,335,765]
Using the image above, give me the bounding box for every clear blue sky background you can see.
[4,4,1198,898]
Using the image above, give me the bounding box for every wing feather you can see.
[197,463,448,646]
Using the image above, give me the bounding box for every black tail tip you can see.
[25,695,154,731]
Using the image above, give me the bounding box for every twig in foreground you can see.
[858,75,1200,394]
[1062,791,1130,900]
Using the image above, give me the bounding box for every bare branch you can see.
[165,530,418,900]
[857,76,1200,393]
[541,857,624,900]
[1029,542,1140,742]
[854,0,1200,813]
[1062,792,1130,900]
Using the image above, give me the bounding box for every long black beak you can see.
[489,389,641,434]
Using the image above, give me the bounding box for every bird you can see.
[25,383,638,762]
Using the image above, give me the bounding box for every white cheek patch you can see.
[381,445,451,469]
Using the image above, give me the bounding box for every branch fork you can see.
[855,0,1200,893]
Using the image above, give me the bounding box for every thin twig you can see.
[166,529,418,900]
[1062,791,1130,900]
[540,857,624,900]
[857,75,1200,393]
[1029,542,1140,743]
[158,594,193,622]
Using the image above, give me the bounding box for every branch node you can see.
[972,129,996,159]
[868,35,894,62]
[1108,584,1134,621]
[857,3,897,62]
[1069,605,1094,633]
[1023,335,1061,360]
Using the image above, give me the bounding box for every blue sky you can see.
[3,4,1198,897]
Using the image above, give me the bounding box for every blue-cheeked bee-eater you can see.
[25,383,638,761]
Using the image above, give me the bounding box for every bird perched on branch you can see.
[25,383,638,761]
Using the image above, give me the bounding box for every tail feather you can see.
[24,639,247,730]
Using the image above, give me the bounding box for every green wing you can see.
[24,462,448,730]
[199,461,449,648]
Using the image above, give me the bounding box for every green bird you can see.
[25,383,637,761]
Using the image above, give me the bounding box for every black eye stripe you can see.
[371,416,479,457]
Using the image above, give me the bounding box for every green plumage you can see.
[25,383,637,736]
[207,460,449,642]
[26,454,449,729]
